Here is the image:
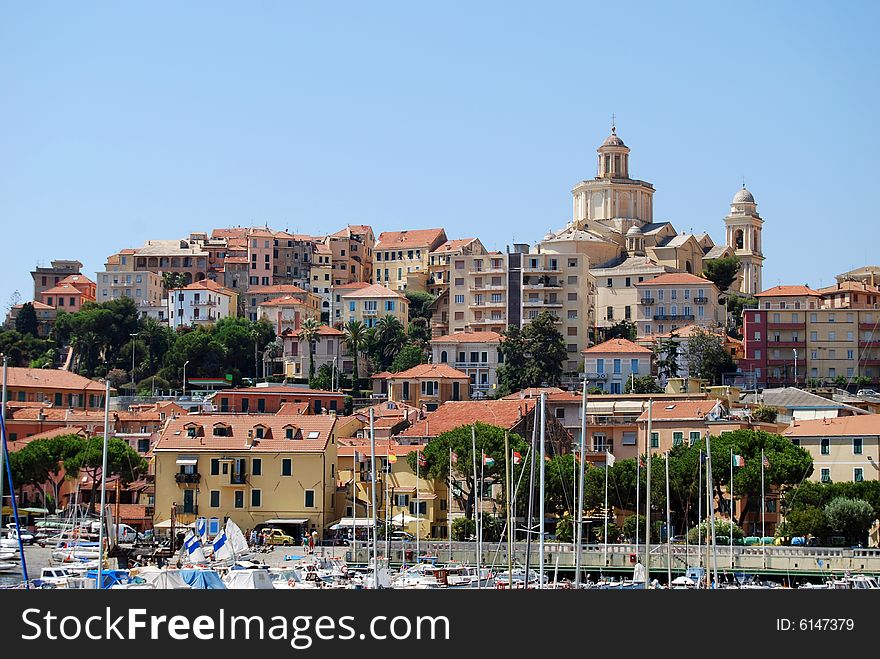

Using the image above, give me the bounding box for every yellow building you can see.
[380,363,471,411]
[375,228,447,292]
[153,414,338,540]
[340,283,408,330]
[783,415,880,484]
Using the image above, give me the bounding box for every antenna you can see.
[611,113,616,133]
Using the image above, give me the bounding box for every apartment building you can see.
[257,294,321,335]
[331,281,372,326]
[583,338,653,393]
[427,238,485,336]
[247,284,320,323]
[431,330,502,397]
[246,228,276,288]
[272,231,314,290]
[443,251,507,335]
[210,386,345,415]
[133,237,210,284]
[592,251,678,331]
[167,280,237,329]
[374,228,448,292]
[340,283,408,329]
[1,367,106,416]
[741,284,880,387]
[326,225,375,286]
[380,363,470,411]
[311,242,333,317]
[39,274,96,313]
[97,251,164,310]
[152,414,338,539]
[31,260,83,300]
[281,325,349,379]
[634,272,723,338]
[783,415,880,484]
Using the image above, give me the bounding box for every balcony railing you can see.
[174,473,201,484]
[640,298,655,305]
[230,473,247,485]
[455,361,490,368]
[693,297,709,305]
[653,314,695,321]
[767,322,803,330]
[173,504,198,516]
[584,372,609,381]
[769,340,806,348]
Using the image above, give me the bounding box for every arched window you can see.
[735,229,744,250]
[440,350,448,363]
[685,260,693,273]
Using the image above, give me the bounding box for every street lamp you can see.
[130,332,139,393]
[183,360,190,398]
[792,348,798,387]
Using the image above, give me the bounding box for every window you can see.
[613,359,621,374]
[555,407,565,419]
[285,427,294,440]
[282,458,292,476]
[210,459,219,475]
[673,432,683,446]
[596,359,605,374]
[394,494,410,507]
[210,491,220,508]
[820,438,830,455]
[252,458,262,475]
[689,431,701,446]
[305,490,315,508]
[853,438,862,455]
[631,359,639,374]
[821,468,830,483]
[251,489,261,507]
[234,491,244,508]
[454,295,464,304]
[421,381,438,396]
[854,468,864,483]
[650,432,659,449]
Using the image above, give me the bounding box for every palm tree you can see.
[376,315,406,365]
[343,320,366,397]
[298,318,322,381]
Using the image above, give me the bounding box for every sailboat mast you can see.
[730,449,734,569]
[538,392,546,589]
[416,443,420,561]
[0,356,6,529]
[575,378,587,588]
[643,399,652,587]
[505,431,512,588]
[471,425,479,587]
[96,379,110,589]
[369,408,378,588]
[448,446,453,562]
[665,451,671,586]
[524,412,537,587]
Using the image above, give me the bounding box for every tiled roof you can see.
[13,301,55,310]
[58,274,95,286]
[334,281,372,291]
[224,256,250,264]
[258,295,311,308]
[636,273,714,286]
[355,401,420,419]
[154,414,337,451]
[431,331,501,344]
[11,426,88,447]
[644,324,728,340]
[8,407,107,422]
[177,279,235,295]
[376,228,446,249]
[501,387,564,400]
[387,364,469,380]
[276,401,310,416]
[583,338,652,354]
[281,325,344,338]
[337,439,424,458]
[819,281,880,295]
[430,239,477,254]
[755,285,821,297]
[636,400,724,422]
[220,386,341,396]
[4,367,106,392]
[248,284,308,295]
[783,415,880,438]
[396,399,535,438]
[42,283,87,296]
[341,284,407,300]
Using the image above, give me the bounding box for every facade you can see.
[132,237,210,285]
[427,238,484,336]
[310,242,334,317]
[166,280,237,329]
[645,324,741,383]
[152,414,338,538]
[210,386,345,415]
[634,272,723,338]
[257,294,321,336]
[39,274,96,313]
[782,415,880,484]
[245,228,276,288]
[381,363,471,411]
[272,231,314,290]
[340,283,408,329]
[374,228,448,292]
[723,187,765,295]
[5,301,57,337]
[331,281,372,326]
[281,325,349,379]
[97,253,164,308]
[1,367,106,413]
[582,338,654,394]
[636,399,726,452]
[31,259,83,300]
[431,330,502,397]
[326,225,375,286]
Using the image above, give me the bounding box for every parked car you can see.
[4,524,35,545]
[260,528,294,546]
[857,389,878,398]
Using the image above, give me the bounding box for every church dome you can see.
[602,130,626,147]
[626,225,643,237]
[543,230,556,241]
[733,187,755,204]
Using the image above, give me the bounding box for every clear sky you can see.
[1,2,878,308]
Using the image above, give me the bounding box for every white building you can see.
[431,330,503,397]
[167,280,237,329]
[582,338,654,394]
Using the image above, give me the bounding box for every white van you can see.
[87,522,139,543]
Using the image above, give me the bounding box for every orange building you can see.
[39,274,96,313]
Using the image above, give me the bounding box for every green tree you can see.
[451,517,476,541]
[64,437,149,514]
[684,328,736,384]
[161,272,187,291]
[0,330,49,367]
[136,375,170,396]
[687,519,744,544]
[390,343,426,373]
[496,311,566,395]
[752,405,778,423]
[654,334,681,380]
[407,423,529,519]
[778,506,829,541]
[405,290,436,321]
[105,368,129,391]
[343,320,367,397]
[496,325,528,395]
[298,318,322,381]
[605,320,637,341]
[376,315,407,368]
[406,317,432,348]
[211,317,275,380]
[624,375,663,394]
[15,302,39,337]
[161,327,226,385]
[309,363,334,391]
[703,255,740,293]
[8,434,84,512]
[824,497,875,545]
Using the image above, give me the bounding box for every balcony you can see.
[693,297,709,305]
[862,359,880,366]
[173,504,198,516]
[653,314,695,321]
[768,340,806,348]
[584,372,609,381]
[470,318,506,327]
[523,264,562,274]
[767,322,804,330]
[470,267,505,275]
[523,281,562,289]
[524,299,563,308]
[174,473,201,484]
[363,308,378,316]
[190,299,218,306]
[860,340,880,348]
[640,297,655,305]
[471,283,505,292]
[455,361,490,368]
[859,323,879,331]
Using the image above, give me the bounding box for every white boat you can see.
[0,561,17,572]
[444,565,494,589]
[223,568,274,589]
[129,567,192,589]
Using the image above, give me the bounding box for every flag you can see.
[762,453,770,469]
[183,530,206,563]
[699,450,707,463]
[483,454,496,467]
[512,451,522,464]
[417,452,427,467]
[196,516,207,540]
[450,451,458,464]
[733,454,745,467]
[606,451,616,467]
[387,452,398,464]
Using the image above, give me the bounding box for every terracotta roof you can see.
[341,284,407,300]
[636,400,724,422]
[224,256,250,264]
[3,367,106,392]
[501,387,565,400]
[276,401,310,416]
[248,284,308,295]
[258,295,311,308]
[783,415,880,437]
[9,407,108,422]
[643,324,729,340]
[371,371,394,380]
[396,399,535,438]
[431,331,501,344]
[334,281,372,291]
[176,279,235,295]
[11,426,88,448]
[281,325,344,338]
[154,414,337,451]
[220,386,341,396]
[329,225,374,238]
[755,285,821,298]
[355,401,420,419]
[41,283,88,296]
[430,238,477,254]
[387,363,469,380]
[13,301,55,310]
[212,228,248,239]
[337,440,424,458]
[376,228,446,249]
[635,273,715,287]
[58,274,95,286]
[818,281,880,295]
[583,338,653,354]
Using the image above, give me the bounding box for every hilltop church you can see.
[539,125,765,332]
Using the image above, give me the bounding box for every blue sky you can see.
[1,2,878,308]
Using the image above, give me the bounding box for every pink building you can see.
[39,274,96,313]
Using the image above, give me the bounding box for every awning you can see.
[413,491,437,501]
[329,518,376,529]
[176,458,198,466]
[262,518,308,525]
[153,519,195,529]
